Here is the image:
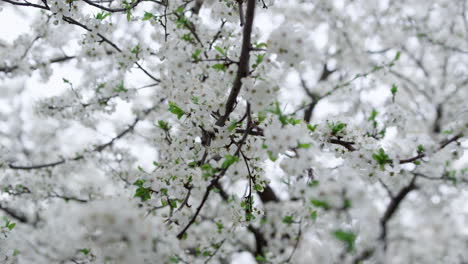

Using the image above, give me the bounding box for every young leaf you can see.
[131,44,140,54]
[7,222,16,230]
[391,84,398,95]
[310,199,330,210]
[191,49,202,61]
[372,148,391,170]
[96,12,110,20]
[79,248,91,255]
[214,46,226,56]
[142,12,154,21]
[158,120,170,131]
[307,124,318,132]
[254,184,264,192]
[221,155,239,169]
[394,51,401,61]
[168,102,185,119]
[282,215,294,225]
[332,230,356,252]
[212,63,227,72]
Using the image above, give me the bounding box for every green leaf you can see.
[181,33,194,42]
[368,109,378,128]
[133,180,152,201]
[216,221,224,233]
[254,184,264,192]
[258,111,267,123]
[191,49,202,61]
[297,142,311,149]
[254,42,268,49]
[416,33,427,38]
[188,161,197,168]
[282,215,294,225]
[168,102,185,119]
[114,81,128,93]
[372,148,391,170]
[134,187,151,201]
[391,84,398,95]
[169,199,177,208]
[221,155,239,169]
[131,44,140,54]
[394,51,401,61]
[267,101,293,126]
[310,210,318,220]
[417,144,425,153]
[169,256,179,263]
[255,255,268,263]
[79,248,91,255]
[212,63,227,72]
[175,6,184,14]
[368,109,378,121]
[256,54,265,64]
[133,179,145,187]
[307,124,318,132]
[214,46,226,56]
[253,54,265,68]
[62,78,70,83]
[142,11,154,21]
[310,199,330,210]
[126,10,132,21]
[96,12,110,20]
[308,180,319,187]
[287,117,301,125]
[329,122,346,135]
[13,249,20,256]
[332,229,356,252]
[158,120,170,131]
[343,199,352,209]
[267,150,277,162]
[245,212,256,221]
[227,120,238,132]
[7,222,16,230]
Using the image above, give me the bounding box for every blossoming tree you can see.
[0,0,467,263]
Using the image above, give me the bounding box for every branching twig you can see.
[379,175,417,248]
[81,0,144,13]
[215,0,256,126]
[8,107,156,170]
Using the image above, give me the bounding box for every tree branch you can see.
[81,0,144,13]
[8,107,156,170]
[379,175,417,248]
[215,0,256,126]
[1,0,49,10]
[0,204,29,223]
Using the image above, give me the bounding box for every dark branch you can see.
[81,0,144,13]
[399,133,463,164]
[1,0,49,10]
[329,138,356,151]
[0,204,29,223]
[379,175,417,248]
[8,107,155,170]
[215,0,256,126]
[0,55,76,74]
